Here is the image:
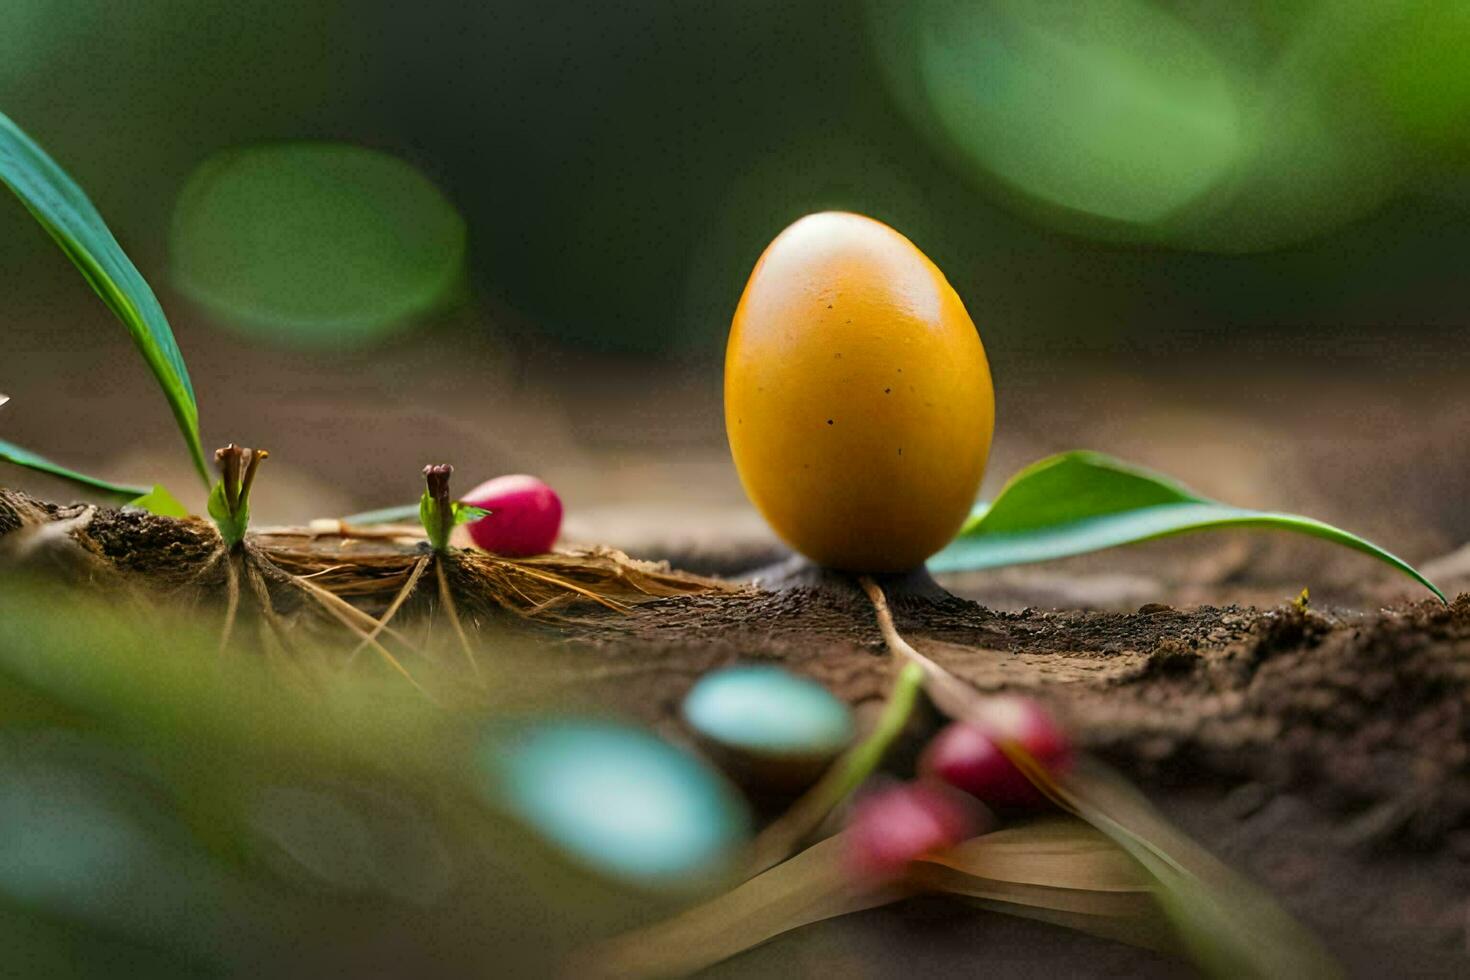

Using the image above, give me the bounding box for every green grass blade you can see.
[1053,759,1343,979]
[125,484,189,518]
[340,503,422,525]
[0,438,149,500]
[930,451,1444,601]
[0,110,208,487]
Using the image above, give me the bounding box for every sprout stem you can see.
[746,656,925,876]
[209,444,268,550]
[421,463,455,552]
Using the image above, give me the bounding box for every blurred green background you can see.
[4,6,1470,972]
[3,0,1467,357]
[3,0,1469,560]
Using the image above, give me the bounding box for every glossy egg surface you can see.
[726,212,994,571]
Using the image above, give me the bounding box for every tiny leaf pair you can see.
[207,445,267,549]
[418,464,489,553]
[0,108,208,488]
[931,451,1444,602]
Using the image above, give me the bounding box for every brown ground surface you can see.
[5,490,1469,977]
[6,323,1470,976]
[546,586,1470,977]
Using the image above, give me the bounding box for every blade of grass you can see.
[594,819,1172,979]
[746,660,925,875]
[918,816,1152,892]
[0,110,208,486]
[0,438,149,500]
[860,577,1343,979]
[340,503,421,526]
[123,484,189,518]
[930,451,1443,601]
[1027,757,1343,979]
[586,831,904,980]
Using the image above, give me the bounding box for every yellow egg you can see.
[725,212,994,572]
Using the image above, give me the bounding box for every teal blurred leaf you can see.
[683,665,853,760]
[0,109,209,486]
[0,438,148,500]
[344,499,481,535]
[930,451,1444,601]
[170,142,466,348]
[124,484,189,518]
[479,719,750,891]
[341,503,421,526]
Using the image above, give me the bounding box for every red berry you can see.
[921,697,1070,808]
[845,782,988,881]
[462,475,563,556]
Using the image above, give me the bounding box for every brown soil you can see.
[549,586,1470,976]
[554,585,1470,847]
[5,489,1470,975]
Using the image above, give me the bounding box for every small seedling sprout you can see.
[208,443,268,551]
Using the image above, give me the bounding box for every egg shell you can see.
[682,665,855,794]
[479,719,750,891]
[462,474,562,556]
[725,212,994,572]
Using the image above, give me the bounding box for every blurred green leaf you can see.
[1360,0,1470,150]
[917,0,1242,224]
[0,109,209,487]
[453,503,490,526]
[592,827,898,978]
[864,593,1341,980]
[341,503,421,526]
[930,451,1444,601]
[0,585,637,975]
[124,484,189,518]
[170,142,466,348]
[479,719,751,892]
[0,438,149,500]
[1049,759,1342,979]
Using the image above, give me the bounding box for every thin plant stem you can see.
[436,558,481,681]
[347,554,430,663]
[859,575,984,715]
[484,556,631,612]
[287,571,430,697]
[218,552,240,654]
[244,557,297,657]
[745,657,926,876]
[288,570,419,648]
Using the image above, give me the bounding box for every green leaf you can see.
[0,438,148,500]
[418,489,444,551]
[124,485,189,519]
[1047,759,1343,979]
[341,503,421,526]
[207,481,247,548]
[857,582,1340,980]
[0,110,208,487]
[453,503,490,526]
[930,451,1444,602]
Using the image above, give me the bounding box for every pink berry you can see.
[845,782,988,881]
[920,697,1071,809]
[461,475,563,556]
